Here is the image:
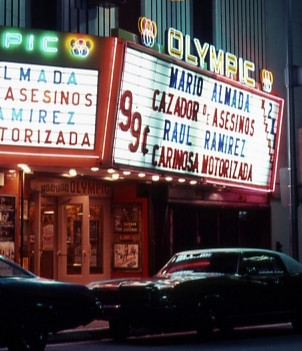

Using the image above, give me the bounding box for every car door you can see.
[237,252,288,322]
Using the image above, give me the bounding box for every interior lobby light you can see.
[44,210,54,215]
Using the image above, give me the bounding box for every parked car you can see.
[87,248,302,340]
[0,255,98,351]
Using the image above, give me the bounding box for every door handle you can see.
[57,251,67,256]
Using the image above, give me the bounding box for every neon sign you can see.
[112,45,284,192]
[2,31,58,53]
[0,27,96,63]
[167,27,256,88]
[260,69,274,93]
[137,23,274,92]
[69,38,93,58]
[138,17,157,48]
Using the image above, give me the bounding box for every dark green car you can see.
[88,248,302,340]
[0,255,98,351]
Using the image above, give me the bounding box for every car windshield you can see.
[0,257,35,278]
[157,251,239,276]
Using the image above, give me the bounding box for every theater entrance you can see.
[36,195,106,284]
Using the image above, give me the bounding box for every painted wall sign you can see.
[112,45,284,192]
[0,61,98,149]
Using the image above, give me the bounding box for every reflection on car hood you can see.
[87,272,224,290]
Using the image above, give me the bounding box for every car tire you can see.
[109,320,129,341]
[8,311,48,351]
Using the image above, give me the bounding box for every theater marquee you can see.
[0,26,124,167]
[112,44,284,192]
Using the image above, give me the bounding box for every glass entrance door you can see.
[56,196,104,284]
[33,194,105,284]
[57,196,89,283]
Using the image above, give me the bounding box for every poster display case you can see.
[0,196,15,259]
[112,203,142,271]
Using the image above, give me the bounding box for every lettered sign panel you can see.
[112,44,284,192]
[0,62,98,150]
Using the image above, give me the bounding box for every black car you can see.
[0,255,98,351]
[88,248,302,340]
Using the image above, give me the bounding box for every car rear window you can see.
[280,253,302,273]
[240,254,285,275]
[159,252,239,275]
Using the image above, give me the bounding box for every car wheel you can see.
[8,312,48,351]
[109,320,129,341]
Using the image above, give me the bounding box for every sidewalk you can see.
[48,320,110,344]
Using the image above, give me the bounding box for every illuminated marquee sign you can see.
[112,45,284,192]
[0,26,124,166]
[0,61,98,150]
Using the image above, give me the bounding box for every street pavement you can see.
[48,320,295,345]
[48,320,110,344]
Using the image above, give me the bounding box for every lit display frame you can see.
[0,61,98,151]
[112,43,284,192]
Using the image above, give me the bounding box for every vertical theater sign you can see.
[112,25,284,192]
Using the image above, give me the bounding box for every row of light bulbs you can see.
[101,168,199,185]
[16,164,200,186]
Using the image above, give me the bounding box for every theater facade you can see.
[0,22,284,283]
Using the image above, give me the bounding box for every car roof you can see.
[174,248,278,256]
[173,248,302,271]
